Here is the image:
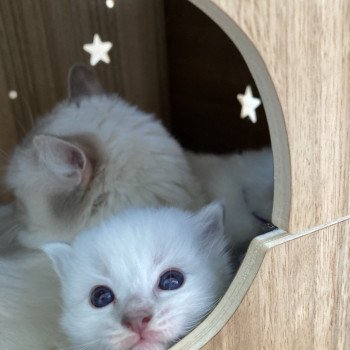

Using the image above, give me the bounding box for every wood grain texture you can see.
[191,0,350,233]
[0,0,169,202]
[0,60,18,201]
[113,0,170,122]
[0,0,169,119]
[173,220,350,350]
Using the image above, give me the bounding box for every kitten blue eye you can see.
[90,285,115,308]
[158,269,184,290]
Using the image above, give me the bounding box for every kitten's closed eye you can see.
[90,285,115,308]
[158,269,184,291]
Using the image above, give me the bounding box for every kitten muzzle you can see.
[122,314,153,336]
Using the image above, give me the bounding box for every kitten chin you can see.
[43,203,234,350]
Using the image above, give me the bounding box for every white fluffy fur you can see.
[0,65,272,350]
[0,250,66,349]
[43,204,233,350]
[2,65,273,252]
[6,92,205,248]
[186,147,274,249]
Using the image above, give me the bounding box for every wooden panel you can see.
[0,0,169,202]
[113,0,170,122]
[190,0,350,233]
[173,219,350,350]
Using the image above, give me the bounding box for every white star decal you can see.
[83,34,113,66]
[8,90,18,99]
[237,85,261,123]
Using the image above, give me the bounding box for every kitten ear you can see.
[68,64,104,101]
[194,202,225,240]
[33,135,92,188]
[42,242,73,280]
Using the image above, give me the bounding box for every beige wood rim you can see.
[170,1,291,348]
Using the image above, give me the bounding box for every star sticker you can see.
[83,34,113,66]
[237,85,261,123]
[8,90,18,99]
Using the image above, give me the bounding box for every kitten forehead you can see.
[73,207,199,266]
[64,206,223,294]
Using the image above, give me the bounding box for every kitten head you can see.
[43,203,232,350]
[6,65,204,247]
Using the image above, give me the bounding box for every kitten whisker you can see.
[23,98,35,129]
[0,224,20,239]
[14,116,27,137]
[60,336,105,350]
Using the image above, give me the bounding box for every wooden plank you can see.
[173,220,350,350]
[0,0,169,121]
[114,0,170,121]
[0,59,18,202]
[190,0,350,233]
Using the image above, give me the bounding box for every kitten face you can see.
[43,203,232,350]
[6,65,205,247]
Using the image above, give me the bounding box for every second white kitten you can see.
[187,147,274,250]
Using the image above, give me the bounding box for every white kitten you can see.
[5,65,205,248]
[186,147,274,250]
[2,64,273,253]
[43,203,233,350]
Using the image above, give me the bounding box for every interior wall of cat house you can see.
[0,0,170,203]
[0,0,271,203]
[164,0,271,154]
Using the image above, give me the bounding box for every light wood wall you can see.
[172,221,350,350]
[174,221,350,350]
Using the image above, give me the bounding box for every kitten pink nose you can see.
[122,315,153,335]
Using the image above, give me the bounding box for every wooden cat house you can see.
[0,1,349,349]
